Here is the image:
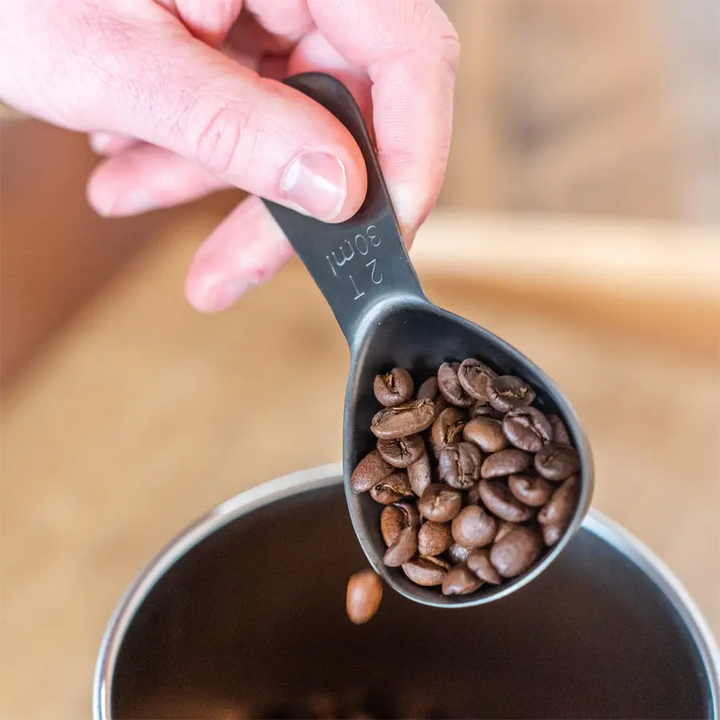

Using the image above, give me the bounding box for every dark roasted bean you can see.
[380,502,418,546]
[437,362,474,407]
[446,542,470,566]
[457,358,496,402]
[371,399,436,439]
[488,375,536,412]
[442,564,483,595]
[538,475,579,527]
[350,450,395,493]
[418,483,463,522]
[478,479,534,522]
[402,556,449,586]
[451,505,497,548]
[418,521,453,556]
[373,368,414,407]
[502,406,553,452]
[438,442,482,489]
[542,523,564,547]
[407,451,433,496]
[490,526,542,578]
[508,473,553,507]
[548,413,572,446]
[534,444,581,481]
[346,570,383,624]
[467,548,503,584]
[383,524,419,567]
[471,402,504,419]
[463,416,508,453]
[465,482,481,505]
[430,407,466,455]
[376,434,425,468]
[369,471,414,504]
[495,520,518,541]
[481,448,532,478]
[417,376,448,419]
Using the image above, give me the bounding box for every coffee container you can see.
[95,464,718,719]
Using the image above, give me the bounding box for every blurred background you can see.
[1,1,719,717]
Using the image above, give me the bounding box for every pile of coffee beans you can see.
[350,359,581,597]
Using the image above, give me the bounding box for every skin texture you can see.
[0,0,458,312]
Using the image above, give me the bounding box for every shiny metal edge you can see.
[94,463,719,720]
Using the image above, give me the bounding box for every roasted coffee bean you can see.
[488,375,536,412]
[508,473,554,507]
[371,399,436,439]
[437,362,474,407]
[481,448,532,478]
[495,520,518,541]
[538,475,579,527]
[457,358,496,402]
[467,548,503,584]
[369,471,414,504]
[417,521,453,556]
[534,444,580,481]
[502,406,553,452]
[418,483,463,522]
[376,434,425,468]
[542,523,564,547]
[350,450,395,493]
[451,505,497,548]
[471,402,504,419]
[490,526,542,578]
[383,524,419,567]
[548,413,572,446]
[373,367,414,407]
[442,564,483,595]
[478,479,534,522]
[380,502,419,546]
[346,570,383,624]
[446,542,470,565]
[401,556,449,586]
[438,442,482,489]
[407,451,433,496]
[417,376,448,419]
[463,416,508,453]
[430,407,466,455]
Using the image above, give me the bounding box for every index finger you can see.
[306,0,459,238]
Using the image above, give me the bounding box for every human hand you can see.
[0,0,458,312]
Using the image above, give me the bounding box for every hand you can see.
[0,0,458,312]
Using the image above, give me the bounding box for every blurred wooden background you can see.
[1,1,719,718]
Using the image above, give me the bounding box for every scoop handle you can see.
[262,73,425,343]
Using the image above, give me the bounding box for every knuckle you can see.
[186,93,260,178]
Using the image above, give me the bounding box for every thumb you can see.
[94,24,367,221]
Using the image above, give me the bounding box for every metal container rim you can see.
[93,463,719,720]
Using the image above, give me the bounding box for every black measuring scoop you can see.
[262,73,594,607]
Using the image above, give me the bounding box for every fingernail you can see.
[108,189,157,216]
[280,152,347,220]
[199,279,249,313]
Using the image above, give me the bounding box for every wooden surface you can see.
[2,211,718,719]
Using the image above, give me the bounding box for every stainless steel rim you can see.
[93,463,719,720]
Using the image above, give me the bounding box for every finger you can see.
[287,31,373,143]
[244,0,314,41]
[87,143,230,216]
[156,0,245,47]
[306,0,459,236]
[88,132,137,156]
[82,4,367,222]
[185,195,293,312]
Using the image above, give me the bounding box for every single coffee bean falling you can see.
[349,357,582,601]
